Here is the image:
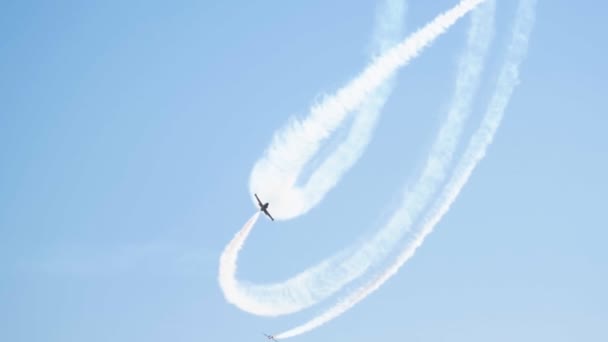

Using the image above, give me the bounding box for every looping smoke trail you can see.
[250,0,485,221]
[221,0,486,319]
[220,0,489,318]
[218,1,407,317]
[218,0,407,317]
[220,0,486,315]
[275,0,536,338]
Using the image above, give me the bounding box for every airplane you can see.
[255,193,274,221]
[262,333,278,341]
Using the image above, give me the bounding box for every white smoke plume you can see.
[220,0,488,319]
[219,0,407,317]
[275,0,536,338]
[249,0,485,220]
[219,0,487,318]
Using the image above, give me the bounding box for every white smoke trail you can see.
[220,0,488,318]
[275,0,536,338]
[250,0,485,220]
[217,212,261,307]
[218,0,407,317]
[244,0,495,319]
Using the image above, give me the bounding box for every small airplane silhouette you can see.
[262,333,278,341]
[255,193,274,221]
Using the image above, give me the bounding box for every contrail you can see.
[275,0,536,338]
[249,0,485,220]
[219,0,489,317]
[218,0,407,317]
[220,0,488,318]
[217,213,261,314]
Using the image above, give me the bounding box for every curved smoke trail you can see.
[249,0,485,220]
[220,0,488,318]
[220,0,484,316]
[219,0,407,317]
[217,213,261,313]
[275,0,536,338]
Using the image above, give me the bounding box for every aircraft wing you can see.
[254,193,263,207]
[264,210,274,221]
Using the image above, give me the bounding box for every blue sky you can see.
[1,1,607,341]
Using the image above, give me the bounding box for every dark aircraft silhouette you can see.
[255,194,274,221]
[262,333,278,341]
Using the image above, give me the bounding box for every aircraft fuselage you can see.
[254,193,274,221]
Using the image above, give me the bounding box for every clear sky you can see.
[1,1,606,341]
